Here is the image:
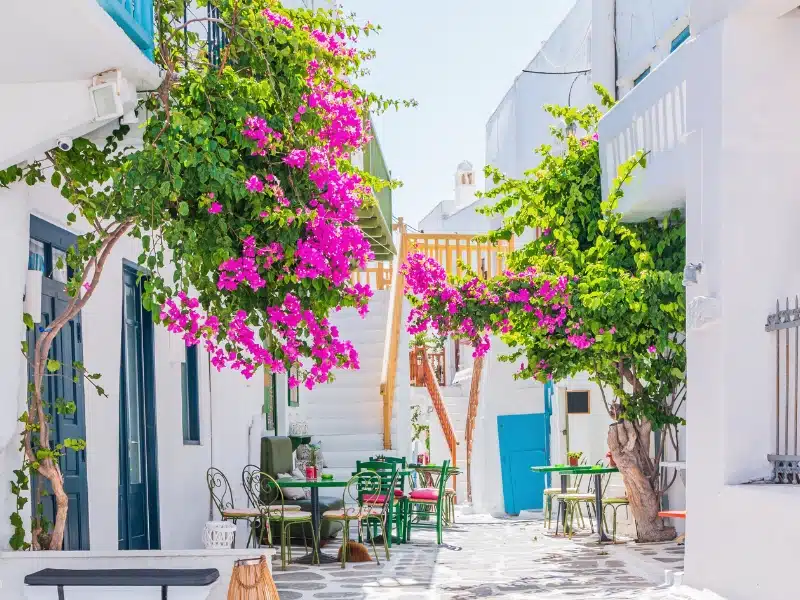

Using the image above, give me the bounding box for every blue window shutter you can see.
[182,345,200,443]
[671,26,690,53]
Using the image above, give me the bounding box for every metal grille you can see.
[766,297,800,482]
[207,3,227,68]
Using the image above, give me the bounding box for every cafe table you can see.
[273,476,349,565]
[562,466,619,543]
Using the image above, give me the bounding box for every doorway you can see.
[118,264,160,550]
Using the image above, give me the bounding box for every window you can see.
[670,26,690,53]
[28,236,70,282]
[182,345,200,443]
[264,369,277,432]
[567,391,590,414]
[633,67,651,87]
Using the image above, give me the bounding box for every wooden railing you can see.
[409,347,445,387]
[465,355,485,503]
[351,261,393,291]
[404,233,513,278]
[422,350,458,494]
[378,221,407,449]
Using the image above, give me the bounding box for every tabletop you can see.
[566,466,619,474]
[273,477,349,488]
[531,465,580,473]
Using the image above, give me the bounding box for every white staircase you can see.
[305,290,391,480]
[441,368,472,502]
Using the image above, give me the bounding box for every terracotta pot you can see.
[568,456,579,467]
[606,451,616,467]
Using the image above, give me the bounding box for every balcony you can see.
[598,40,692,222]
[0,1,161,170]
[354,130,396,261]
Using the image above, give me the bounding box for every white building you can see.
[599,0,800,598]
[0,0,397,568]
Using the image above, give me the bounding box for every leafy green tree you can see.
[404,87,686,541]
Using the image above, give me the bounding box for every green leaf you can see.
[23,313,34,330]
[178,201,189,216]
[47,359,61,373]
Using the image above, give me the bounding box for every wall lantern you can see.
[89,69,124,122]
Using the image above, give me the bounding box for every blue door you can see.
[498,413,548,515]
[118,266,160,550]
[27,217,90,550]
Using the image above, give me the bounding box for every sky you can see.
[343,0,577,228]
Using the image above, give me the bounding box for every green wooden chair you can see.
[406,459,450,545]
[243,468,318,570]
[323,470,395,568]
[357,460,403,547]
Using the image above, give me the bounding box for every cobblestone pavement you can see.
[271,514,720,600]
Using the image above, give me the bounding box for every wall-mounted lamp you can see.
[89,69,124,122]
[683,262,703,287]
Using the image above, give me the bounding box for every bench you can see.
[24,568,220,599]
[658,510,686,544]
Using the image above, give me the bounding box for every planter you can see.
[202,521,237,549]
[606,451,617,467]
[568,457,579,467]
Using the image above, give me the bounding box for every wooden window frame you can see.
[182,345,201,444]
[566,390,591,415]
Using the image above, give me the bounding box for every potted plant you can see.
[606,450,617,467]
[567,451,583,467]
[374,454,386,462]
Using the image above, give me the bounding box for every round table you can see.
[273,477,348,565]
[563,466,619,543]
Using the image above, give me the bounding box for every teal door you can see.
[118,266,160,550]
[27,217,90,550]
[498,413,548,515]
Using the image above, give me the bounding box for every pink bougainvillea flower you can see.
[208,192,215,199]
[648,345,657,354]
[208,201,222,215]
[245,175,264,193]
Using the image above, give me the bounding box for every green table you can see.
[562,466,619,543]
[274,476,348,564]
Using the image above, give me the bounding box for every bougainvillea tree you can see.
[403,87,686,542]
[1,0,408,550]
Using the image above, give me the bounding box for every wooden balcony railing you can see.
[351,261,393,291]
[409,347,445,387]
[404,233,513,279]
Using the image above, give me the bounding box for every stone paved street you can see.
[271,514,720,599]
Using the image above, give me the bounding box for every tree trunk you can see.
[608,420,675,542]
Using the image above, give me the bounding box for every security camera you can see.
[56,137,73,152]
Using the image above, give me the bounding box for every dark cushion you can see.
[24,568,219,587]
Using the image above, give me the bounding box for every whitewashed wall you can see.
[0,180,263,552]
[682,5,800,599]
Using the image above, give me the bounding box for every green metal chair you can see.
[406,459,450,545]
[602,497,630,542]
[559,468,613,539]
[323,470,395,568]
[243,468,318,570]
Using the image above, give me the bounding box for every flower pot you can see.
[568,456,579,467]
[606,451,616,467]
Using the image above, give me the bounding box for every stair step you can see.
[312,433,384,452]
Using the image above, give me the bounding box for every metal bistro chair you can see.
[406,460,450,545]
[243,468,318,570]
[323,470,394,568]
[207,467,260,548]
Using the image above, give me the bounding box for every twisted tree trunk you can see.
[607,419,675,542]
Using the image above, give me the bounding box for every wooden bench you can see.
[24,568,220,599]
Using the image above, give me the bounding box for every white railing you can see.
[599,40,693,221]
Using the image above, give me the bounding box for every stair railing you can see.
[422,349,459,495]
[379,219,407,450]
[465,355,485,503]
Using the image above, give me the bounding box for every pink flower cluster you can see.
[402,252,606,377]
[160,8,380,388]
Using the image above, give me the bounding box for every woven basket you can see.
[227,556,280,600]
